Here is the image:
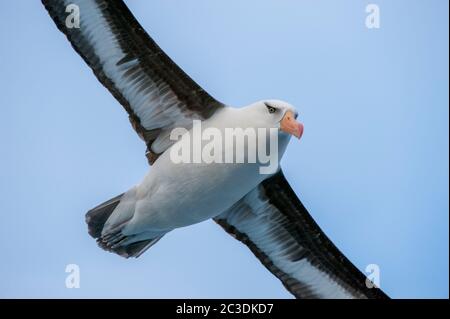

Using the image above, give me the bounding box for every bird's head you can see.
[252,100,304,139]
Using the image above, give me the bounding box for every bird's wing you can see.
[214,170,389,299]
[42,0,223,164]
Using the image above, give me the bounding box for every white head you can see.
[245,99,304,139]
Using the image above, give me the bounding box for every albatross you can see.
[42,0,389,299]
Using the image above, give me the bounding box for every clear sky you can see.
[0,0,448,298]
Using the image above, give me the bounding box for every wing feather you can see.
[215,171,389,299]
[42,0,223,163]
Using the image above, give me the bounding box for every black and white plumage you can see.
[216,171,387,299]
[42,0,223,164]
[42,0,389,299]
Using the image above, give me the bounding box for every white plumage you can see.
[103,102,296,243]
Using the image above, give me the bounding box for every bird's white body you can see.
[104,104,293,239]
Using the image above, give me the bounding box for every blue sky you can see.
[0,0,448,298]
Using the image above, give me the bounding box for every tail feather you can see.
[85,193,163,258]
[98,236,163,258]
[86,193,124,238]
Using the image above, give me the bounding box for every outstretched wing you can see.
[214,171,389,299]
[42,0,223,164]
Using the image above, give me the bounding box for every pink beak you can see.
[280,111,304,139]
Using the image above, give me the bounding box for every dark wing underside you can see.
[214,171,389,299]
[42,0,223,164]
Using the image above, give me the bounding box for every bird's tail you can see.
[85,193,163,258]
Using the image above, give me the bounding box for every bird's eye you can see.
[267,106,276,114]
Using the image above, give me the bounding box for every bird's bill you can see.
[280,111,304,139]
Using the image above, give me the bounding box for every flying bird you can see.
[42,0,389,299]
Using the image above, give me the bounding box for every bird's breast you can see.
[139,157,269,230]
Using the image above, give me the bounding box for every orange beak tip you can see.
[280,111,304,140]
